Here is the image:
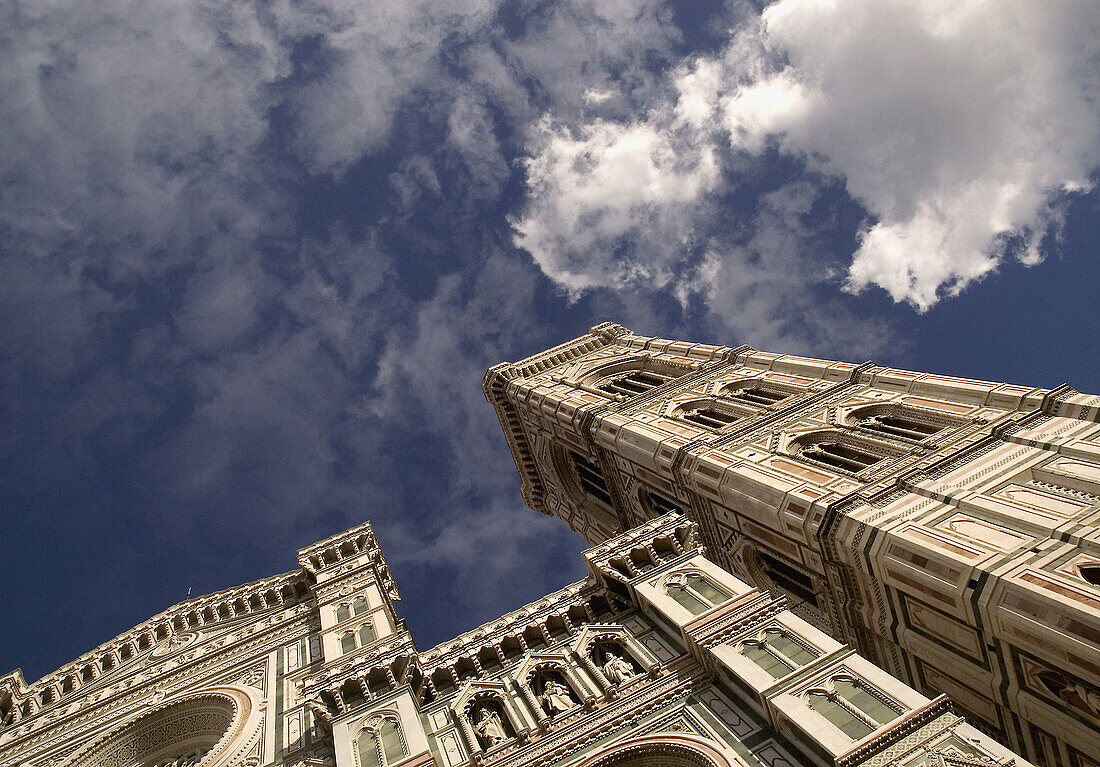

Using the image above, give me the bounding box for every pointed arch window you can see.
[352,597,369,615]
[358,623,376,646]
[337,604,351,622]
[340,631,356,655]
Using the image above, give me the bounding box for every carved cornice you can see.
[835,694,956,767]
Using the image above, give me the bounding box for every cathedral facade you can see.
[483,322,1100,767]
[0,516,1030,767]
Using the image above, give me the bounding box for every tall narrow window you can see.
[759,553,818,607]
[834,679,898,725]
[668,586,710,615]
[357,731,382,767]
[724,386,788,408]
[379,719,406,764]
[799,441,882,473]
[807,692,875,739]
[340,632,356,655]
[337,604,351,622]
[358,623,376,646]
[352,597,369,615]
[597,371,674,398]
[572,452,612,506]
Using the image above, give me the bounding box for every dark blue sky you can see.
[2,0,1098,683]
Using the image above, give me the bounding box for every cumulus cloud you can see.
[516,118,719,295]
[517,0,1100,316]
[712,0,1100,309]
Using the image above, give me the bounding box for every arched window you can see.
[1079,563,1100,586]
[679,404,740,430]
[597,370,675,398]
[742,642,793,679]
[855,410,944,440]
[337,604,351,622]
[759,552,818,607]
[805,677,901,740]
[833,679,899,724]
[723,385,790,408]
[571,452,612,506]
[379,718,406,764]
[740,627,819,679]
[666,573,731,614]
[645,490,682,517]
[799,441,883,473]
[358,623,376,646]
[352,597,369,615]
[357,730,381,767]
[340,631,356,655]
[806,692,874,739]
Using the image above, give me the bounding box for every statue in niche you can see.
[601,649,636,685]
[474,707,507,748]
[537,678,575,715]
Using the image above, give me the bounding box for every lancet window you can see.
[340,632,356,655]
[337,604,351,622]
[353,597,369,615]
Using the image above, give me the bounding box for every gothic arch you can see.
[581,733,737,767]
[56,686,263,767]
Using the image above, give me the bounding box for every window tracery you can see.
[596,370,676,398]
[803,676,902,740]
[739,627,819,679]
[664,572,730,615]
[758,552,818,607]
[356,715,406,767]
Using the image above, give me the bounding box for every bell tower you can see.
[486,322,1100,767]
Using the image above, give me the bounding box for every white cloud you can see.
[716,0,1100,309]
[515,117,719,295]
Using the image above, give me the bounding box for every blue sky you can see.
[2,0,1098,683]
